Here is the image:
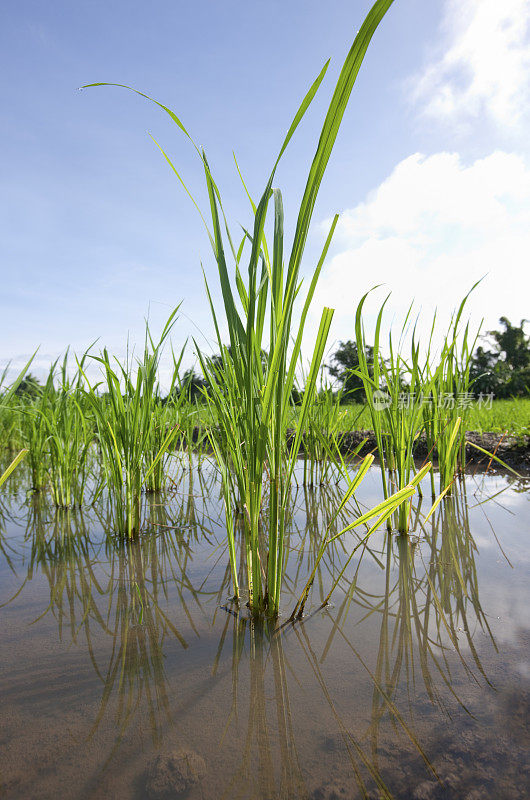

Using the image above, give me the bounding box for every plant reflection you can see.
[0,473,510,799]
[318,489,498,789]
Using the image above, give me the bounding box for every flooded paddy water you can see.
[0,461,529,800]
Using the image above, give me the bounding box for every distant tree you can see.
[290,386,304,405]
[327,341,374,401]
[14,372,41,399]
[209,346,268,374]
[168,346,269,402]
[167,368,207,403]
[470,317,530,398]
[468,346,499,396]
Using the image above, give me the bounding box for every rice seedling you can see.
[0,396,23,456]
[20,389,50,492]
[81,312,181,537]
[300,379,349,487]
[352,288,485,521]
[421,289,480,493]
[43,353,94,508]
[466,397,530,437]
[0,355,35,488]
[353,294,442,532]
[142,346,187,493]
[84,0,403,615]
[169,371,211,473]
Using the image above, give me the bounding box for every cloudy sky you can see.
[1,0,529,386]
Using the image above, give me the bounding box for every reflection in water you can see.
[0,469,528,799]
[214,617,309,800]
[321,493,496,750]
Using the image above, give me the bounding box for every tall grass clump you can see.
[166,366,210,473]
[421,290,480,493]
[0,358,34,488]
[44,353,94,507]
[353,289,483,524]
[81,313,180,537]
[19,386,50,492]
[15,355,95,504]
[299,378,349,487]
[85,0,419,615]
[354,293,442,532]
[0,371,24,456]
[143,345,187,492]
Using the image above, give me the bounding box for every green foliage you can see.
[44,354,94,508]
[15,356,95,505]
[85,0,399,614]
[172,368,207,402]
[421,291,479,492]
[0,354,36,486]
[20,393,50,491]
[470,317,530,398]
[466,397,530,437]
[353,293,428,531]
[14,372,42,399]
[328,340,374,400]
[308,398,529,439]
[352,290,480,526]
[81,312,181,537]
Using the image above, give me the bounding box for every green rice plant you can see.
[143,398,176,492]
[168,367,211,473]
[15,355,95,504]
[301,378,349,487]
[142,345,187,492]
[85,0,401,614]
[0,396,23,455]
[0,355,36,488]
[81,313,180,537]
[20,393,50,492]
[179,398,210,469]
[44,353,94,508]
[354,294,442,532]
[466,397,530,437]
[421,289,480,493]
[353,289,484,523]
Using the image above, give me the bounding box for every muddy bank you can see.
[333,430,530,473]
[185,427,530,473]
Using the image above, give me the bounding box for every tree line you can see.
[13,317,529,403]
[327,317,529,401]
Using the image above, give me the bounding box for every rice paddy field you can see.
[1,1,529,798]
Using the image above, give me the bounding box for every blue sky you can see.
[1,0,529,386]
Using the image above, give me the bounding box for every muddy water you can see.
[0,466,528,799]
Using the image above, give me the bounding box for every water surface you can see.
[0,465,528,799]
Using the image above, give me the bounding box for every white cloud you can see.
[412,0,530,129]
[313,151,530,351]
